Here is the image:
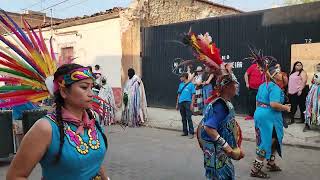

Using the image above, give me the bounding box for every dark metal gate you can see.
[142,2,320,114]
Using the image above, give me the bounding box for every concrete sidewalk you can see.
[144,107,320,149]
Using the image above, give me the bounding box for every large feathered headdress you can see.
[183,29,238,103]
[184,30,243,153]
[183,31,223,70]
[0,10,57,107]
[245,46,279,79]
[0,10,109,115]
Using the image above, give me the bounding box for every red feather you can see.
[0,90,45,99]
[93,95,111,107]
[23,19,40,53]
[196,40,223,65]
[91,102,106,115]
[0,77,20,83]
[38,28,50,59]
[0,54,42,81]
[0,34,46,77]
[0,15,33,51]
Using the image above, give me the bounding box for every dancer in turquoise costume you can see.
[7,64,110,180]
[0,11,110,179]
[247,49,291,179]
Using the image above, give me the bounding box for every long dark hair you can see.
[290,61,303,76]
[53,63,108,163]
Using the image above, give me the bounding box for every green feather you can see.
[0,67,35,80]
[0,44,36,73]
[0,85,33,91]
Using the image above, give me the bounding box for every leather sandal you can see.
[266,162,282,171]
[250,169,270,179]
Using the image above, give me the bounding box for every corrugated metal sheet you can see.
[142,2,320,114]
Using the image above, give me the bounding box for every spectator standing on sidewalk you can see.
[274,63,289,91]
[244,63,264,120]
[121,68,148,127]
[202,65,215,111]
[274,63,289,128]
[98,77,117,126]
[93,64,102,79]
[288,61,309,124]
[193,66,205,115]
[176,72,196,138]
[186,64,195,82]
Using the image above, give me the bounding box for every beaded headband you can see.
[219,73,239,87]
[53,67,94,93]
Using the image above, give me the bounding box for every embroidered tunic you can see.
[199,98,242,180]
[39,113,107,180]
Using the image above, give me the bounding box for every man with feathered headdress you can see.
[183,31,244,179]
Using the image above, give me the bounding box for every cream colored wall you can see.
[43,18,122,88]
[291,43,320,85]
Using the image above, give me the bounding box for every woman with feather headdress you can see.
[183,31,244,180]
[247,49,291,179]
[0,11,110,180]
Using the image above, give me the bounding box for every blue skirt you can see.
[254,106,283,159]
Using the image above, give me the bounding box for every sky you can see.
[1,0,285,19]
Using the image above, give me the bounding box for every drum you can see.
[22,109,47,134]
[0,110,14,157]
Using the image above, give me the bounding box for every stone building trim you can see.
[195,0,243,13]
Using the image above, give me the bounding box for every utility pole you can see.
[50,8,53,26]
[42,0,45,23]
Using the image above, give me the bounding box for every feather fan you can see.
[0,10,104,115]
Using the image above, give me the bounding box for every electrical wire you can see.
[40,0,71,12]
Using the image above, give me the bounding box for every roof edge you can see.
[38,7,124,30]
[196,0,243,13]
[3,10,62,21]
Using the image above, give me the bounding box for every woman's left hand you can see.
[285,104,291,112]
[297,90,302,96]
[190,104,194,111]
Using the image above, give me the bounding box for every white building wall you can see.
[43,17,122,88]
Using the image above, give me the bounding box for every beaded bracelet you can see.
[215,135,229,148]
